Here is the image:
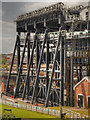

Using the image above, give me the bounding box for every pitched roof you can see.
[74,76,90,88]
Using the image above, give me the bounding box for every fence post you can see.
[26,104,27,110]
[77,114,78,119]
[36,107,37,112]
[42,108,43,113]
[54,110,56,115]
[73,112,74,119]
[31,105,32,111]
[69,111,71,118]
[48,109,49,114]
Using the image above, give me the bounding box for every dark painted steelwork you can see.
[63,35,67,106]
[22,30,38,100]
[31,28,48,103]
[45,28,61,107]
[60,35,64,106]
[17,32,20,72]
[5,33,19,94]
[36,34,39,69]
[14,32,30,98]
[70,57,73,107]
[45,34,49,97]
[27,34,30,100]
[6,2,90,107]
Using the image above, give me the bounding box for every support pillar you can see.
[17,32,20,73]
[5,33,18,94]
[14,32,30,98]
[31,28,48,104]
[46,34,49,98]
[22,30,38,100]
[27,33,30,100]
[63,36,67,106]
[60,36,64,106]
[45,28,61,107]
[70,57,73,107]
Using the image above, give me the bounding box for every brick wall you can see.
[74,78,90,108]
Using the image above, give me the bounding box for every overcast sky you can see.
[0,0,89,54]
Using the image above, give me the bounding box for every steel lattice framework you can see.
[5,2,90,107]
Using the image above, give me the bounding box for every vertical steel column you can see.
[31,28,48,103]
[27,34,30,65]
[5,33,18,94]
[46,34,49,97]
[60,36,64,107]
[16,32,20,96]
[63,35,67,106]
[27,34,30,100]
[87,21,89,30]
[36,34,39,69]
[87,55,90,76]
[22,30,38,100]
[34,33,39,102]
[70,57,73,107]
[45,28,61,107]
[17,32,20,73]
[14,32,30,98]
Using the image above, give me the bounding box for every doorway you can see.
[78,94,83,108]
[88,96,90,108]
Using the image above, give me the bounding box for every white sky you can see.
[1,0,90,2]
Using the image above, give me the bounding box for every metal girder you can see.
[63,36,67,106]
[36,34,39,69]
[27,35,30,99]
[70,57,73,107]
[31,28,48,103]
[60,35,64,106]
[45,34,49,97]
[14,32,30,98]
[5,33,19,94]
[45,27,61,107]
[22,30,38,100]
[27,35,30,65]
[17,33,20,72]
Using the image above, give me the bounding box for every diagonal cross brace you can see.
[14,32,30,98]
[31,28,48,104]
[5,33,20,94]
[22,30,38,100]
[45,28,62,107]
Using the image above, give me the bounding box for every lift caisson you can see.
[5,2,90,107]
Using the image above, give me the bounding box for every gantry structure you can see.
[5,2,90,107]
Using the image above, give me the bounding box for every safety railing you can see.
[2,100,60,117]
[1,100,89,119]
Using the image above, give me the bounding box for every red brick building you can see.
[74,76,90,108]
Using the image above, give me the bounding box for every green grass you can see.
[48,106,88,116]
[88,109,90,116]
[1,104,59,118]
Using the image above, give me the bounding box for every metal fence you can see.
[2,100,89,119]
[2,100,60,117]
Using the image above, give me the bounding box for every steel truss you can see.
[5,2,90,107]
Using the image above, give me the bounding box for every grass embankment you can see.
[48,106,89,116]
[1,104,59,118]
